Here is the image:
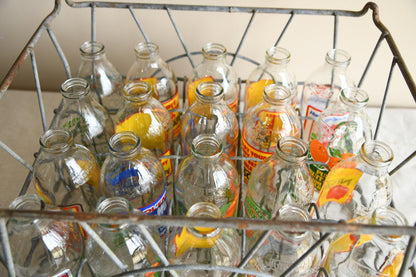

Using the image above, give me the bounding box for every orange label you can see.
[242,132,272,184]
[160,149,173,178]
[162,91,180,138]
[317,167,363,208]
[245,79,274,111]
[187,76,215,107]
[228,94,239,113]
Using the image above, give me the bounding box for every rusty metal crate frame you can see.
[1,0,416,276]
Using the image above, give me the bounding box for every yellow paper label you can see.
[162,91,180,138]
[173,226,222,257]
[242,132,273,184]
[245,79,274,111]
[187,76,215,107]
[228,94,239,113]
[160,149,173,178]
[317,167,363,208]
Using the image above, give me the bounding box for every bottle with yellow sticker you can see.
[180,82,238,157]
[125,42,180,152]
[317,140,394,222]
[86,197,161,277]
[245,46,297,113]
[167,202,241,276]
[242,84,301,184]
[174,134,239,218]
[324,206,409,277]
[114,81,174,185]
[186,42,239,113]
[33,128,102,213]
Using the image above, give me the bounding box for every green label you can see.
[245,194,271,219]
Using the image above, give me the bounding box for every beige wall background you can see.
[1,0,416,107]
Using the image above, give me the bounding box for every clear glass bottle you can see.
[308,87,373,194]
[53,77,115,165]
[186,42,239,112]
[167,202,241,277]
[114,80,174,181]
[242,84,301,184]
[33,128,102,212]
[247,204,322,277]
[300,49,355,140]
[324,206,409,277]
[180,81,239,157]
[76,40,124,117]
[7,194,84,277]
[245,46,297,112]
[126,41,180,149]
[86,197,161,277]
[175,134,239,217]
[100,131,168,239]
[317,140,394,222]
[245,136,314,221]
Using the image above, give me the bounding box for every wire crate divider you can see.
[1,0,416,276]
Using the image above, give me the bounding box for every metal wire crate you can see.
[1,0,416,276]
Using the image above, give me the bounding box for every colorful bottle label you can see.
[316,167,363,208]
[162,90,181,138]
[304,105,322,140]
[242,132,273,184]
[228,94,239,113]
[173,226,222,257]
[245,193,271,220]
[52,269,72,277]
[160,149,173,178]
[187,76,215,107]
[60,204,87,238]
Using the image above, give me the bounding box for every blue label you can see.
[108,167,140,187]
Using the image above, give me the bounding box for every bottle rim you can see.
[9,194,45,225]
[191,134,223,159]
[339,87,369,108]
[266,46,291,65]
[195,81,224,103]
[372,206,408,242]
[275,136,308,163]
[80,41,105,57]
[40,128,74,153]
[60,77,90,99]
[108,131,142,159]
[202,42,227,60]
[263,84,292,105]
[277,204,311,240]
[359,140,394,168]
[96,197,133,230]
[122,80,152,102]
[325,48,351,67]
[134,41,160,59]
[186,202,222,238]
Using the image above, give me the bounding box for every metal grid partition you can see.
[1,0,416,276]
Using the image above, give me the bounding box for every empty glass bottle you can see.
[180,81,238,156]
[242,84,301,184]
[317,140,394,222]
[167,202,241,277]
[245,46,297,112]
[76,40,124,117]
[86,197,161,277]
[100,131,168,239]
[247,204,322,277]
[126,41,180,149]
[245,136,314,221]
[175,134,239,217]
[308,87,372,193]
[114,80,174,181]
[33,128,102,212]
[53,77,115,165]
[186,42,239,112]
[7,194,84,277]
[300,49,355,140]
[324,206,409,277]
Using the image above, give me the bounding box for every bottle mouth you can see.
[80,41,105,57]
[325,48,351,66]
[191,134,223,159]
[187,202,222,237]
[372,207,408,241]
[96,197,133,230]
[263,84,292,105]
[359,140,394,168]
[40,129,73,153]
[61,77,90,99]
[134,41,159,59]
[122,80,152,102]
[195,81,224,103]
[266,46,291,64]
[202,42,227,60]
[9,194,45,225]
[275,136,308,163]
[277,204,311,240]
[108,131,141,159]
[339,87,369,108]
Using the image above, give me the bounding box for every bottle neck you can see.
[202,42,227,61]
[80,41,105,60]
[359,140,393,169]
[372,207,408,243]
[275,136,308,164]
[9,194,45,225]
[40,129,74,154]
[191,134,223,160]
[277,204,311,241]
[186,202,222,238]
[263,84,292,106]
[108,131,142,160]
[61,77,90,99]
[122,80,152,103]
[134,41,160,61]
[195,81,224,104]
[339,87,369,110]
[265,46,291,66]
[96,197,134,231]
[325,48,351,68]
